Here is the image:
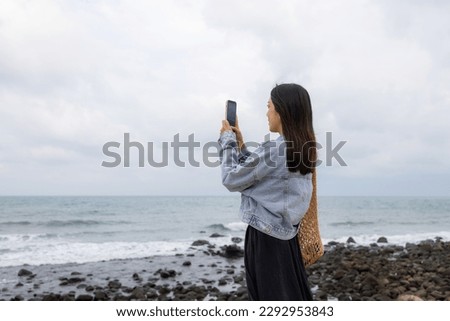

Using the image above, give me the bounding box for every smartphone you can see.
[226,100,237,127]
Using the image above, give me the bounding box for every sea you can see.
[0,196,449,268]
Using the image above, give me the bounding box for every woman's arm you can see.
[218,125,277,192]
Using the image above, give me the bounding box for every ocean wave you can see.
[330,221,375,227]
[224,221,247,231]
[397,220,441,225]
[0,219,132,228]
[323,231,450,246]
[0,233,60,242]
[1,231,448,267]
[0,221,32,226]
[206,223,231,231]
[45,219,105,227]
[0,219,130,228]
[0,239,212,267]
[206,222,247,232]
[63,230,120,237]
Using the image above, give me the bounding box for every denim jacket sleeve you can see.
[218,130,277,192]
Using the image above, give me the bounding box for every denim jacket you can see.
[218,130,313,240]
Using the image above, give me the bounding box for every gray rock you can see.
[130,287,146,300]
[315,291,328,300]
[220,244,244,258]
[353,264,371,272]
[159,269,176,278]
[108,280,122,289]
[159,286,171,295]
[377,237,388,243]
[235,286,248,300]
[201,278,214,284]
[338,293,352,301]
[429,290,446,300]
[333,269,346,280]
[43,293,61,301]
[68,277,85,284]
[146,288,158,299]
[18,269,33,277]
[94,290,109,301]
[191,240,210,246]
[233,274,244,284]
[114,294,129,301]
[231,237,243,244]
[210,233,225,238]
[184,290,198,300]
[132,273,142,282]
[61,294,75,301]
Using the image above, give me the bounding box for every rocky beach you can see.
[1,236,449,301]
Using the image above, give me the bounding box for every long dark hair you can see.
[270,83,316,175]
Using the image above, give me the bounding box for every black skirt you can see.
[244,224,313,301]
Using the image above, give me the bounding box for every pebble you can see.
[210,233,225,238]
[307,240,449,301]
[76,294,93,301]
[231,237,243,244]
[220,244,244,258]
[94,290,109,301]
[2,240,448,301]
[18,269,33,277]
[132,273,142,282]
[191,240,210,246]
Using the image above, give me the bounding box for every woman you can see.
[218,83,316,301]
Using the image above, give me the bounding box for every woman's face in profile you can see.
[267,98,282,134]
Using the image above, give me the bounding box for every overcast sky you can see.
[0,0,449,196]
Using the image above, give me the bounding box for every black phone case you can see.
[226,100,237,127]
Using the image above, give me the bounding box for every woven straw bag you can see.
[297,170,324,267]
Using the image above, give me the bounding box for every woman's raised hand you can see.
[220,119,232,135]
[220,116,245,151]
[231,116,245,151]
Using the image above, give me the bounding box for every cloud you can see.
[0,0,449,195]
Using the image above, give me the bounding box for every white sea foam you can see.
[224,221,247,231]
[0,239,193,267]
[1,230,448,267]
[0,233,242,267]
